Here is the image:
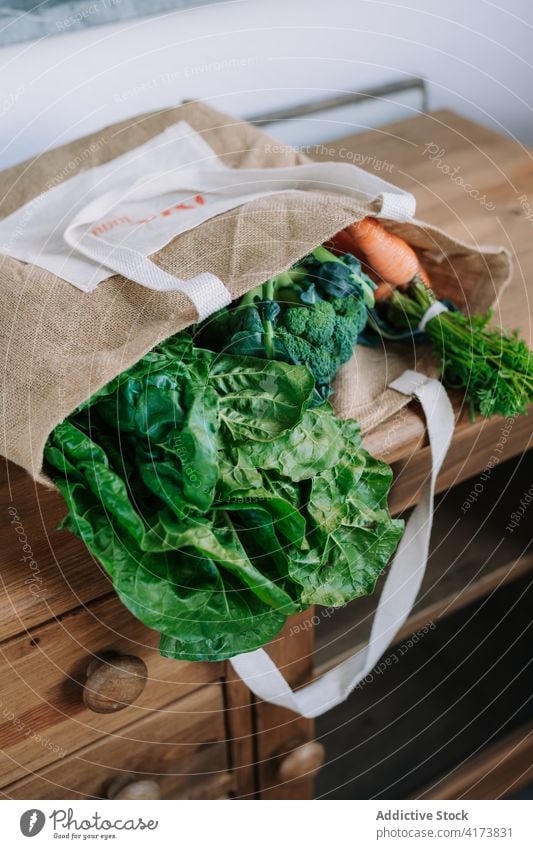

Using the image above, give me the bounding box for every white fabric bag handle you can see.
[62,159,415,312]
[65,160,417,236]
[62,177,233,321]
[230,370,455,718]
[0,119,416,296]
[64,224,232,323]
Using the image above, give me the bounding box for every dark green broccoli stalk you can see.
[263,277,276,359]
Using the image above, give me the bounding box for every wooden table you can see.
[260,110,533,798]
[1,110,532,801]
[315,110,533,511]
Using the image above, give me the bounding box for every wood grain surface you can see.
[3,685,229,800]
[1,109,532,801]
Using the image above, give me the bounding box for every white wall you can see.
[0,0,532,168]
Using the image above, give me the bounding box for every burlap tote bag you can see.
[0,102,511,717]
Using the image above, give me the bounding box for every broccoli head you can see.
[282,306,309,336]
[277,327,337,385]
[280,301,336,346]
[276,297,361,392]
[331,296,367,333]
[334,316,359,362]
[304,301,336,345]
[330,297,367,361]
[196,251,370,398]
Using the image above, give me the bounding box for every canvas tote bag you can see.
[0,102,511,718]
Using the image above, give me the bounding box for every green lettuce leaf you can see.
[46,328,403,662]
[208,355,314,441]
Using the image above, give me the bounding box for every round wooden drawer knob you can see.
[109,779,161,800]
[83,654,148,713]
[278,741,326,782]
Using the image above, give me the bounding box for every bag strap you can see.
[230,371,454,718]
[64,226,232,322]
[65,160,417,230]
[378,191,417,221]
[62,158,415,313]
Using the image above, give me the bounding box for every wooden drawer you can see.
[4,685,232,799]
[0,595,223,786]
[254,611,318,799]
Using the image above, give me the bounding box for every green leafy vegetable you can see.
[46,330,402,662]
[196,248,374,399]
[378,281,533,419]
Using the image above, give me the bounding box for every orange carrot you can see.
[373,281,397,302]
[345,217,420,286]
[373,263,430,296]
[325,228,364,259]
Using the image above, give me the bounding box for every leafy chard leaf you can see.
[237,405,346,481]
[58,477,288,659]
[46,314,403,662]
[163,383,220,513]
[55,478,103,548]
[78,460,146,546]
[227,504,293,576]
[293,442,403,606]
[351,452,395,509]
[44,443,85,483]
[288,521,404,607]
[137,458,195,521]
[216,487,307,549]
[135,382,184,442]
[217,449,263,496]
[159,602,286,662]
[53,420,109,467]
[143,514,297,613]
[208,355,314,441]
[307,447,394,533]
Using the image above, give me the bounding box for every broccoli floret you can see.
[327,297,366,362]
[304,301,336,345]
[282,306,309,336]
[311,350,338,384]
[277,328,336,383]
[197,260,370,398]
[334,316,359,362]
[281,301,336,345]
[276,327,312,364]
[331,296,367,333]
[277,296,363,386]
